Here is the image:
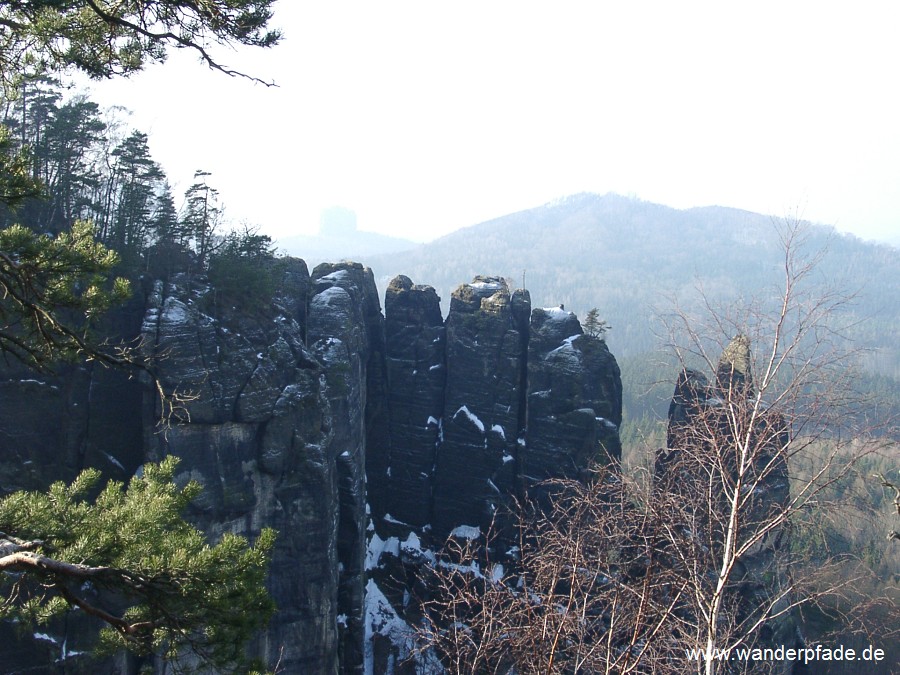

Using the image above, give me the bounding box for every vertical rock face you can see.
[307,262,388,675]
[139,259,389,675]
[364,276,624,672]
[0,365,143,493]
[526,307,622,483]
[141,260,342,675]
[0,295,146,495]
[376,275,625,542]
[381,275,446,528]
[432,276,530,537]
[0,302,145,673]
[714,337,792,657]
[0,266,625,674]
[663,367,710,453]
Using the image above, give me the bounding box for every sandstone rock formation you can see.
[526,306,622,482]
[141,261,341,674]
[308,261,388,674]
[0,301,146,672]
[431,276,530,537]
[382,275,446,529]
[657,335,794,671]
[0,265,624,674]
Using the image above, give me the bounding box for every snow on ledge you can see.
[453,405,485,433]
[364,579,408,675]
[596,416,619,431]
[160,297,189,324]
[383,513,409,526]
[469,280,504,291]
[540,306,572,319]
[364,578,443,674]
[318,269,350,282]
[450,524,481,540]
[365,533,400,570]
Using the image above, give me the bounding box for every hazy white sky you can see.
[83,0,900,245]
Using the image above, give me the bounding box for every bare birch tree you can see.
[653,219,890,674]
[420,220,892,674]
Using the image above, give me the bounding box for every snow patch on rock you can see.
[540,306,573,321]
[453,405,485,433]
[450,524,481,540]
[366,533,400,570]
[364,579,443,675]
[160,297,189,324]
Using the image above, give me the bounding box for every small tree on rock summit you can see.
[583,307,610,338]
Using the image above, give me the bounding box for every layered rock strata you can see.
[382,275,446,528]
[526,306,622,482]
[141,260,342,674]
[308,262,388,675]
[363,277,626,670]
[431,276,531,537]
[0,265,626,674]
[0,301,146,673]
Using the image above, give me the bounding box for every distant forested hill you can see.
[363,193,900,422]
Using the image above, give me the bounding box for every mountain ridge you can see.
[363,193,899,370]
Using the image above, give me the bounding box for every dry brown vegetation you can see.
[418,221,898,674]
